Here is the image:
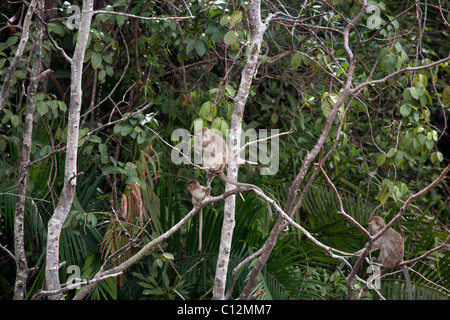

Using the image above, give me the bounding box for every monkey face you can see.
[187,179,199,191]
[368,216,385,235]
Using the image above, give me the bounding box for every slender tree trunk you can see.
[45,0,94,300]
[13,1,44,300]
[212,0,269,300]
[238,1,368,299]
[0,0,37,111]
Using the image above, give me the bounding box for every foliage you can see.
[0,0,448,300]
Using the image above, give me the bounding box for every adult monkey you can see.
[355,216,412,300]
[193,127,271,216]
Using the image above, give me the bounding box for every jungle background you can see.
[0,0,449,300]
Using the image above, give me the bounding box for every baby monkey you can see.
[187,179,208,251]
[355,216,412,300]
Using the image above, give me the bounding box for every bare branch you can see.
[319,164,371,238]
[372,162,450,243]
[92,10,194,21]
[32,271,123,300]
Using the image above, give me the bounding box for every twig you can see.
[319,164,371,238]
[399,234,450,267]
[0,243,16,262]
[92,10,195,21]
[32,271,123,300]
[372,162,450,243]
[225,248,263,300]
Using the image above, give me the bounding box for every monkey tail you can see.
[198,209,203,251]
[401,265,412,300]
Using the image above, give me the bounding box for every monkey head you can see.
[368,216,386,235]
[187,179,200,192]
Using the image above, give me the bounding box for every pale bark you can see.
[72,186,252,300]
[45,0,94,300]
[238,0,369,299]
[0,0,38,111]
[212,0,273,300]
[13,1,44,300]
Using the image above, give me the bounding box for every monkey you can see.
[355,216,412,300]
[187,179,208,251]
[193,127,271,216]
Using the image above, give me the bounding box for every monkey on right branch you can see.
[355,216,412,300]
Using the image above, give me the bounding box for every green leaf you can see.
[386,148,396,158]
[48,23,65,36]
[399,104,411,117]
[209,9,222,19]
[91,52,102,69]
[121,124,134,136]
[431,152,438,163]
[137,132,146,144]
[89,135,102,143]
[220,14,230,26]
[143,288,165,295]
[98,69,106,82]
[230,10,243,27]
[10,115,19,127]
[99,143,107,154]
[105,65,114,77]
[58,100,67,112]
[225,84,236,97]
[6,36,18,47]
[224,30,238,46]
[377,153,387,166]
[414,74,428,88]
[102,54,113,64]
[94,41,104,52]
[113,123,123,134]
[194,40,206,57]
[410,87,421,100]
[432,131,438,142]
[321,99,332,118]
[199,101,215,121]
[49,100,58,111]
[442,86,450,106]
[394,150,404,164]
[291,53,302,69]
[160,252,174,261]
[186,39,196,54]
[36,100,49,116]
[380,53,397,72]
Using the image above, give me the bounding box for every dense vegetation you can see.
[0,0,449,300]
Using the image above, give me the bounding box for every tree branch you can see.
[0,0,38,111]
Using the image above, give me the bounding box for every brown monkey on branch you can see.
[187,179,207,251]
[355,216,412,300]
[193,127,271,215]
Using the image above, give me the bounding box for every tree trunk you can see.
[0,0,37,111]
[238,1,368,299]
[212,0,269,300]
[45,0,94,300]
[13,1,44,300]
